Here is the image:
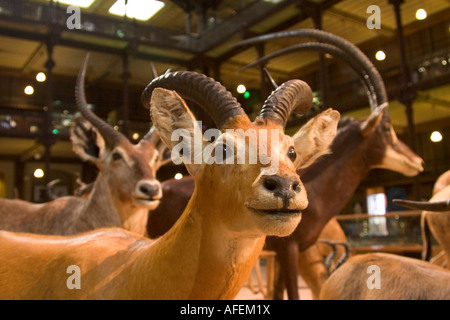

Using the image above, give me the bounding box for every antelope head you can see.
[73,54,168,212]
[142,71,339,237]
[357,105,424,176]
[235,28,424,177]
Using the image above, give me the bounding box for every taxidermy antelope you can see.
[295,218,349,299]
[0,56,166,236]
[319,252,450,300]
[394,171,450,268]
[145,29,424,299]
[234,29,424,300]
[0,59,340,299]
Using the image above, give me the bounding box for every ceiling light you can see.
[430,131,442,143]
[108,0,165,21]
[237,84,246,94]
[174,173,183,180]
[415,9,427,20]
[36,72,46,82]
[375,50,386,61]
[51,0,95,8]
[34,168,44,179]
[24,85,34,95]
[29,125,38,133]
[132,132,139,140]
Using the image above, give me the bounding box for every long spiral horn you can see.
[240,42,378,110]
[141,71,248,130]
[76,53,126,147]
[234,29,388,114]
[393,198,450,211]
[259,79,313,128]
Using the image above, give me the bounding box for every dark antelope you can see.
[0,62,340,298]
[0,54,165,236]
[235,28,424,300]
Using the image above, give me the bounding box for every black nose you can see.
[263,175,301,205]
[138,181,161,199]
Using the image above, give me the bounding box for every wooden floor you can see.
[234,263,313,300]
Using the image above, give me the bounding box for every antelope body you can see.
[0,59,165,236]
[319,252,450,300]
[234,29,424,300]
[0,63,340,299]
[295,218,348,299]
[146,29,424,300]
[395,172,450,268]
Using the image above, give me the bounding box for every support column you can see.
[256,43,272,100]
[298,0,328,108]
[121,51,131,139]
[43,39,56,191]
[389,0,420,198]
[389,0,416,150]
[40,0,59,200]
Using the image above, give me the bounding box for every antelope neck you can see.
[134,189,265,299]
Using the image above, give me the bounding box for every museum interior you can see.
[0,0,448,300]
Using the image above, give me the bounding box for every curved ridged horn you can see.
[393,198,450,211]
[259,79,313,127]
[141,71,247,130]
[76,53,126,147]
[318,240,351,274]
[240,42,378,110]
[234,29,388,113]
[333,242,350,271]
[319,240,337,274]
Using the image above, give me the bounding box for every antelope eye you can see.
[287,146,296,162]
[215,143,233,163]
[112,152,122,161]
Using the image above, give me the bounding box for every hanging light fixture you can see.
[415,9,427,20]
[36,72,46,82]
[24,85,34,95]
[430,131,442,143]
[375,50,386,61]
[34,168,44,178]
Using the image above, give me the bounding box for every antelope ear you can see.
[359,104,386,137]
[292,108,340,169]
[70,117,105,168]
[154,140,172,168]
[150,88,203,175]
[141,126,172,168]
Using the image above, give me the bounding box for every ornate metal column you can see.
[389,0,416,151]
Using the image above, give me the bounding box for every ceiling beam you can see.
[21,43,47,75]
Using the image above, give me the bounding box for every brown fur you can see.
[422,184,450,268]
[145,108,424,300]
[319,253,450,300]
[0,118,164,236]
[269,108,424,299]
[432,169,450,195]
[0,88,339,299]
[297,218,348,299]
